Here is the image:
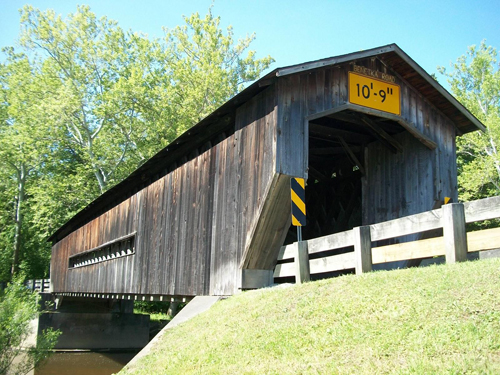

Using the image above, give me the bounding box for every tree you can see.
[0,276,59,375]
[18,5,274,192]
[0,51,51,278]
[19,5,160,193]
[159,9,274,138]
[438,41,500,201]
[0,5,273,282]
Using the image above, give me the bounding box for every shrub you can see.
[0,276,59,375]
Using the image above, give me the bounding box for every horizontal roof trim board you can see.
[48,43,485,243]
[276,45,397,77]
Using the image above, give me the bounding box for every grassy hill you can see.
[121,258,500,374]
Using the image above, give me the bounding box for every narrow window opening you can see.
[68,233,136,269]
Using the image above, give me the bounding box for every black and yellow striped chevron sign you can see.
[291,178,306,226]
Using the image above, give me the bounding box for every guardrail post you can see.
[442,203,468,263]
[354,226,372,274]
[295,241,310,283]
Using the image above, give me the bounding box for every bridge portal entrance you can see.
[284,105,413,246]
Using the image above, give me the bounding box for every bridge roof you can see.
[49,43,485,243]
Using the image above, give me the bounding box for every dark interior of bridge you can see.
[283,108,406,244]
[278,108,407,280]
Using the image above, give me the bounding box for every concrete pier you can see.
[39,296,149,350]
[38,312,149,350]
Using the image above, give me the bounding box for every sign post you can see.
[291,177,309,283]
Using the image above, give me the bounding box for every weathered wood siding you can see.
[51,53,465,297]
[51,86,278,296]
[209,88,278,294]
[359,58,458,225]
[362,119,457,227]
[51,194,140,294]
[277,64,350,177]
[276,57,458,224]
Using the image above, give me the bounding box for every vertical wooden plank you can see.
[276,75,307,178]
[138,185,151,294]
[210,139,227,294]
[128,194,138,294]
[187,152,201,295]
[202,147,216,295]
[158,173,172,295]
[443,203,468,263]
[339,65,348,104]
[443,116,458,201]
[306,71,315,115]
[382,140,389,221]
[173,163,188,295]
[235,124,249,281]
[197,149,212,295]
[417,95,425,134]
[375,142,383,221]
[315,69,325,114]
[221,135,236,295]
[361,145,369,225]
[394,134,403,219]
[438,113,447,200]
[150,179,164,295]
[331,66,339,108]
[166,171,179,295]
[132,190,144,294]
[295,241,310,283]
[216,133,238,295]
[354,226,372,274]
[449,121,458,202]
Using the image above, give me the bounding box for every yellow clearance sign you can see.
[348,72,401,115]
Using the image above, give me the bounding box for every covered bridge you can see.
[49,44,484,298]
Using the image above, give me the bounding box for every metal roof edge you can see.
[275,44,398,77]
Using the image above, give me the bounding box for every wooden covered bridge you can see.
[48,44,485,299]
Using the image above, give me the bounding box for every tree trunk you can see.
[11,164,26,278]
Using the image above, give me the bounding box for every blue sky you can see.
[1,0,499,90]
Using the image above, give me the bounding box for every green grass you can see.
[134,301,174,322]
[121,258,500,374]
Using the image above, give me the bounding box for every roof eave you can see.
[389,44,486,133]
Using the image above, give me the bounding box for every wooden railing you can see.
[25,279,51,293]
[274,196,500,282]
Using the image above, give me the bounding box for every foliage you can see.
[0,51,53,278]
[134,301,172,322]
[134,301,187,322]
[0,276,59,375]
[160,9,274,139]
[17,5,273,193]
[134,300,187,322]
[121,259,500,374]
[19,5,161,192]
[0,5,273,282]
[439,41,500,202]
[134,301,170,314]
